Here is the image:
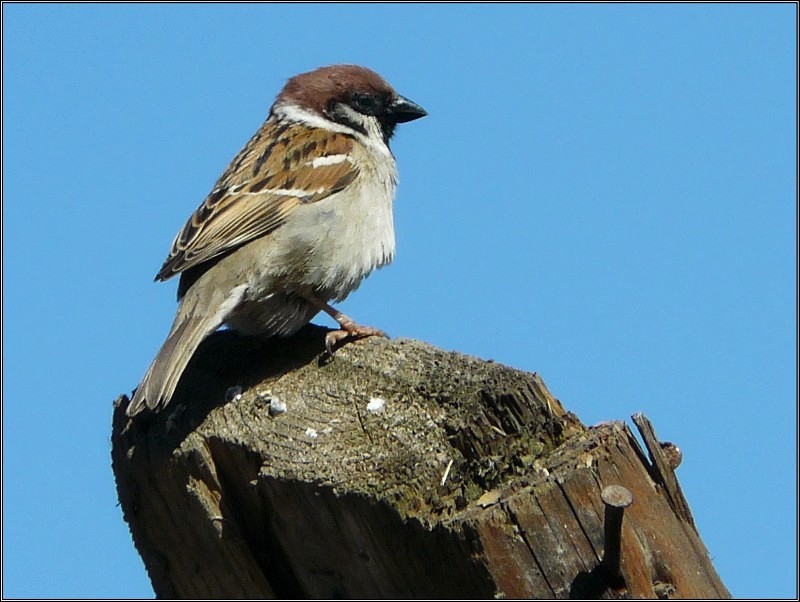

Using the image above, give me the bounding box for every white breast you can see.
[304,157,398,300]
[264,148,398,303]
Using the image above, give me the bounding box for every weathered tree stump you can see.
[112,325,730,599]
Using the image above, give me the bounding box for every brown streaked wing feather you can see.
[155,122,358,281]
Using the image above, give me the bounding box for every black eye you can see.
[348,92,386,116]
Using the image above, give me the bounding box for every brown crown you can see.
[275,64,395,115]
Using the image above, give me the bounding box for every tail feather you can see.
[127,283,249,417]
[127,316,217,417]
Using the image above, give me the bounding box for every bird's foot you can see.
[324,318,387,355]
[304,294,388,354]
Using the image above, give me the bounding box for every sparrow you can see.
[127,64,426,417]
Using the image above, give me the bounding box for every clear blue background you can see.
[3,4,796,598]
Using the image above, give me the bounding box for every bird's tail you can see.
[127,315,218,417]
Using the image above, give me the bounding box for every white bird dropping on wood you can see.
[367,397,386,413]
[268,396,287,416]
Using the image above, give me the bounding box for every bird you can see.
[127,64,426,417]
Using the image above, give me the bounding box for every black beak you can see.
[390,94,427,123]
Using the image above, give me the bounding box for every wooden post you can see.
[112,325,730,599]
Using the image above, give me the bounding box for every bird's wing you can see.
[155,120,359,281]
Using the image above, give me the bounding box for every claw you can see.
[324,324,387,355]
[325,329,348,355]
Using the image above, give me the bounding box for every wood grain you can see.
[113,325,729,599]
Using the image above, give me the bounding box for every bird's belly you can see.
[225,291,319,337]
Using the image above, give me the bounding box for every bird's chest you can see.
[306,162,397,297]
[264,157,398,301]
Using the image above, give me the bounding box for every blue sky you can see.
[3,3,796,598]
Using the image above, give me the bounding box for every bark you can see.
[112,325,730,599]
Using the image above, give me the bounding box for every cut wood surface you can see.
[112,325,730,599]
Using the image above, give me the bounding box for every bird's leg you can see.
[305,295,387,354]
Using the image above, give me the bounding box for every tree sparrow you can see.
[127,64,426,416]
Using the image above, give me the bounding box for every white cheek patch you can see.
[274,103,356,136]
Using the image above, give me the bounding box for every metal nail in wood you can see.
[601,484,633,583]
